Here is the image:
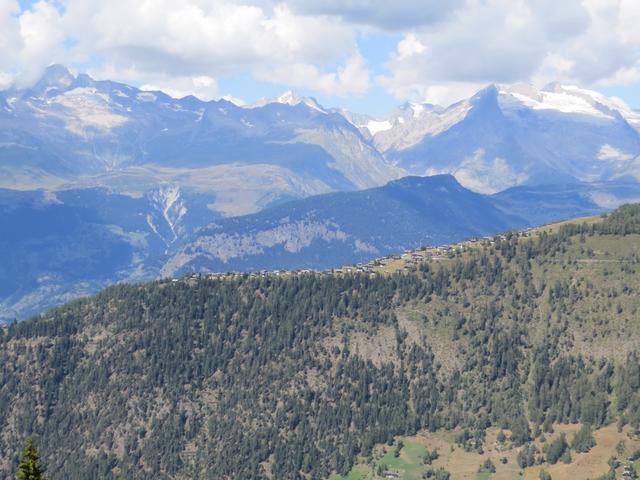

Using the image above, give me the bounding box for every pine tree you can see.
[16,438,46,480]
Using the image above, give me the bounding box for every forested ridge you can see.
[2,206,640,479]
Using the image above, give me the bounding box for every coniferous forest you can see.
[2,206,640,479]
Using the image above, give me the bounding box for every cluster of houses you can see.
[170,231,530,283]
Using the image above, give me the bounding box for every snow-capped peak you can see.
[276,90,302,105]
[247,90,326,113]
[498,82,640,125]
[366,120,393,135]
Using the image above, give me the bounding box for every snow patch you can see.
[410,103,425,117]
[366,120,393,135]
[597,144,634,162]
[499,83,640,124]
[247,90,326,113]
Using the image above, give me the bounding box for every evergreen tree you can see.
[571,424,596,453]
[16,438,46,480]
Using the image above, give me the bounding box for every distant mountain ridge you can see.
[161,175,517,276]
[3,173,640,322]
[3,66,640,201]
[162,175,640,277]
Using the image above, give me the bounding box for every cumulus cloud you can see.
[0,0,65,86]
[18,1,64,82]
[62,2,355,73]
[256,53,370,97]
[0,0,367,100]
[379,0,640,106]
[61,0,371,100]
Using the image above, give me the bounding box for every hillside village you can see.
[173,229,533,283]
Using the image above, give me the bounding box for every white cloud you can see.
[59,1,359,94]
[617,0,640,44]
[396,34,426,59]
[0,1,20,63]
[18,1,64,83]
[597,144,634,162]
[0,0,65,86]
[0,0,366,100]
[379,0,640,106]
[256,53,370,97]
[0,0,639,108]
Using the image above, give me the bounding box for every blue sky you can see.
[2,0,640,116]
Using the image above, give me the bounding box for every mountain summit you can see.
[30,64,75,93]
[356,82,640,193]
[248,89,326,112]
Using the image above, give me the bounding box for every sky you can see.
[1,0,640,116]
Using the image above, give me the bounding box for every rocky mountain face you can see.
[161,175,517,276]
[355,83,640,193]
[162,175,640,277]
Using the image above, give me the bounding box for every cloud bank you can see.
[0,0,639,107]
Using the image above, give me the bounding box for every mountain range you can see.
[0,65,398,216]
[3,65,640,321]
[3,65,640,199]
